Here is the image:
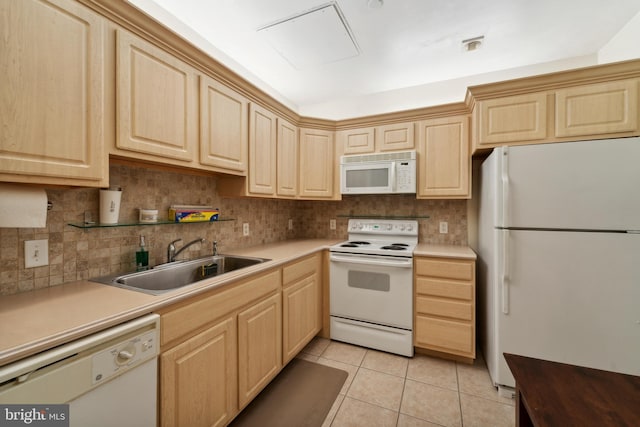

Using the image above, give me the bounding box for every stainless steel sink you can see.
[90,255,270,295]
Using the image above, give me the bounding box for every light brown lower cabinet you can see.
[238,293,282,409]
[157,268,282,427]
[160,317,237,427]
[282,254,322,364]
[414,256,476,360]
[156,253,324,426]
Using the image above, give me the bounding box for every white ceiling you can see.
[128,0,640,119]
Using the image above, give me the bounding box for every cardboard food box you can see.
[169,205,220,222]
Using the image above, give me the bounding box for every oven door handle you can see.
[330,253,413,268]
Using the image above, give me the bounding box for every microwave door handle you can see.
[390,162,397,191]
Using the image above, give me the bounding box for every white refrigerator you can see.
[477,137,640,394]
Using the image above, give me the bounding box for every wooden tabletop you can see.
[504,353,640,427]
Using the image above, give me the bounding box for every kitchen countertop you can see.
[414,243,476,259]
[0,239,475,366]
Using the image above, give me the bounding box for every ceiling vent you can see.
[462,36,484,52]
[257,2,360,69]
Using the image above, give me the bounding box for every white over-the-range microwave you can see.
[340,150,416,195]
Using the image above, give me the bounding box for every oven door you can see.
[340,162,394,194]
[330,252,413,329]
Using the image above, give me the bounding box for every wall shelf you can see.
[336,215,430,220]
[67,218,234,229]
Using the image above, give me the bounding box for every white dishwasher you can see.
[0,314,159,427]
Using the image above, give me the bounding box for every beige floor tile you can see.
[296,352,319,362]
[397,414,443,427]
[456,359,514,406]
[321,341,367,366]
[362,349,409,378]
[346,368,405,411]
[322,393,346,427]
[400,379,462,427]
[302,336,331,356]
[316,357,360,395]
[460,393,515,427]
[406,354,458,391]
[331,396,398,427]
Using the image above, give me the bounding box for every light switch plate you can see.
[330,219,336,230]
[243,223,250,236]
[24,239,49,268]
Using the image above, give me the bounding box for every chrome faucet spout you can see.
[168,237,206,262]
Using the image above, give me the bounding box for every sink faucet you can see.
[167,238,206,263]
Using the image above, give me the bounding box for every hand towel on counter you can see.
[0,183,48,228]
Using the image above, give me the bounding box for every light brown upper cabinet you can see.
[200,76,249,175]
[0,0,107,187]
[417,116,470,199]
[338,122,415,155]
[277,118,299,198]
[377,122,416,151]
[115,29,198,166]
[248,104,277,195]
[299,128,336,200]
[339,128,375,154]
[475,92,548,149]
[555,79,638,138]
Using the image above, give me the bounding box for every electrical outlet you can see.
[439,221,448,234]
[243,223,250,236]
[24,239,49,268]
[288,219,293,230]
[330,219,336,230]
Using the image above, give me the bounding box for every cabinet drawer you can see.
[415,316,473,355]
[416,277,472,300]
[416,296,472,321]
[159,269,281,347]
[283,253,319,287]
[415,258,473,280]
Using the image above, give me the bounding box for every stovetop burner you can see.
[330,219,418,257]
[380,245,408,251]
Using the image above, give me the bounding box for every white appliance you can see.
[340,150,416,194]
[330,219,418,356]
[0,314,159,427]
[477,137,640,395]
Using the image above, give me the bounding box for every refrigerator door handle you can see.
[502,229,510,314]
[500,147,510,227]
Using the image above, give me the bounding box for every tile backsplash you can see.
[0,164,467,296]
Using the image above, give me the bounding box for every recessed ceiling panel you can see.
[257,2,359,69]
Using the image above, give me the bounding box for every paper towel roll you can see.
[0,183,48,228]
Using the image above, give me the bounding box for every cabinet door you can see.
[299,128,335,199]
[0,0,107,186]
[283,274,321,363]
[116,29,197,164]
[248,104,277,195]
[160,317,237,427]
[200,76,248,174]
[555,79,638,137]
[238,293,282,409]
[338,128,375,154]
[477,93,548,146]
[277,118,299,197]
[377,122,415,151]
[417,116,470,199]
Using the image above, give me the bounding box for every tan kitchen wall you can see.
[0,165,467,296]
[298,196,468,245]
[0,164,298,296]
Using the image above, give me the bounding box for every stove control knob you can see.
[406,225,413,231]
[400,225,405,231]
[386,224,392,230]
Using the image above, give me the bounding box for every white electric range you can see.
[329,219,418,357]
